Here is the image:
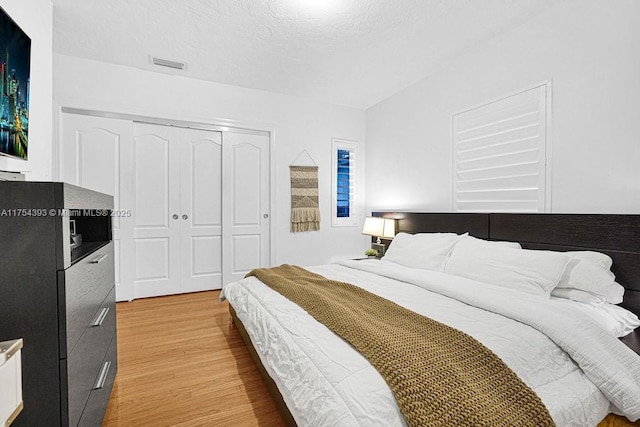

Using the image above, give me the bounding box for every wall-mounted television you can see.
[0,7,30,161]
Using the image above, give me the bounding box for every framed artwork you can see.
[0,7,31,160]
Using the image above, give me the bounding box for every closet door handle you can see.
[172,214,179,220]
[182,214,188,220]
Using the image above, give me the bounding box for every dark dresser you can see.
[0,182,117,426]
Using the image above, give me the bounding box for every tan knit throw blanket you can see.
[246,265,555,427]
[290,166,320,232]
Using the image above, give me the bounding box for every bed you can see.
[222,213,640,426]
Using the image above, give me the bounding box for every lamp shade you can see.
[362,217,396,239]
[362,217,384,237]
[381,218,396,239]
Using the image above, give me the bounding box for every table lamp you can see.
[362,216,396,256]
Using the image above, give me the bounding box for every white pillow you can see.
[456,235,522,250]
[553,300,640,337]
[383,232,465,271]
[551,287,607,305]
[444,243,571,297]
[555,252,624,304]
[566,251,613,269]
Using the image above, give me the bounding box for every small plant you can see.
[364,248,379,257]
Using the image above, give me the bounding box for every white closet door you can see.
[179,128,223,292]
[222,132,271,285]
[59,113,134,302]
[60,114,270,299]
[131,123,181,299]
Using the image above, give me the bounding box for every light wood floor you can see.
[103,291,286,427]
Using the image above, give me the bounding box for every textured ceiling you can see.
[52,0,557,109]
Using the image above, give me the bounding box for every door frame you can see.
[54,106,277,269]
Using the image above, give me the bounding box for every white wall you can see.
[0,0,52,180]
[53,54,367,266]
[366,0,640,214]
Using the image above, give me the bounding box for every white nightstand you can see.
[0,339,23,426]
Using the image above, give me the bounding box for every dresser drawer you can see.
[66,287,116,427]
[78,332,118,427]
[61,241,114,357]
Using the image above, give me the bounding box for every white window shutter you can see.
[452,85,548,212]
[332,139,358,226]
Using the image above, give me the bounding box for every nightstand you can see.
[620,328,640,356]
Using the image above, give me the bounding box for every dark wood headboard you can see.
[372,212,640,317]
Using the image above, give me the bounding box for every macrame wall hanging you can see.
[290,150,320,232]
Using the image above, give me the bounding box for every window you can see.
[332,139,358,226]
[452,83,550,212]
[336,148,351,218]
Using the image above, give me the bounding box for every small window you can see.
[332,139,358,226]
[336,149,351,218]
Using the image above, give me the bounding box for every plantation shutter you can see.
[332,139,358,226]
[336,149,351,218]
[452,85,548,212]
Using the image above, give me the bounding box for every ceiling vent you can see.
[150,56,186,71]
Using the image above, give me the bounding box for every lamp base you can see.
[372,242,386,257]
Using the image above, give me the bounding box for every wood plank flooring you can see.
[103,291,286,427]
[102,290,640,427]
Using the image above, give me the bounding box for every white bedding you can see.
[222,260,640,426]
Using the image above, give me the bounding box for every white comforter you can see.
[222,260,640,426]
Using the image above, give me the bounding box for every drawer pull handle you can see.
[91,307,109,327]
[93,361,111,390]
[90,253,109,264]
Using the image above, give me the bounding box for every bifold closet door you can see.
[222,132,270,285]
[178,127,223,293]
[130,123,182,298]
[59,113,134,302]
[131,124,223,299]
[59,113,268,300]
